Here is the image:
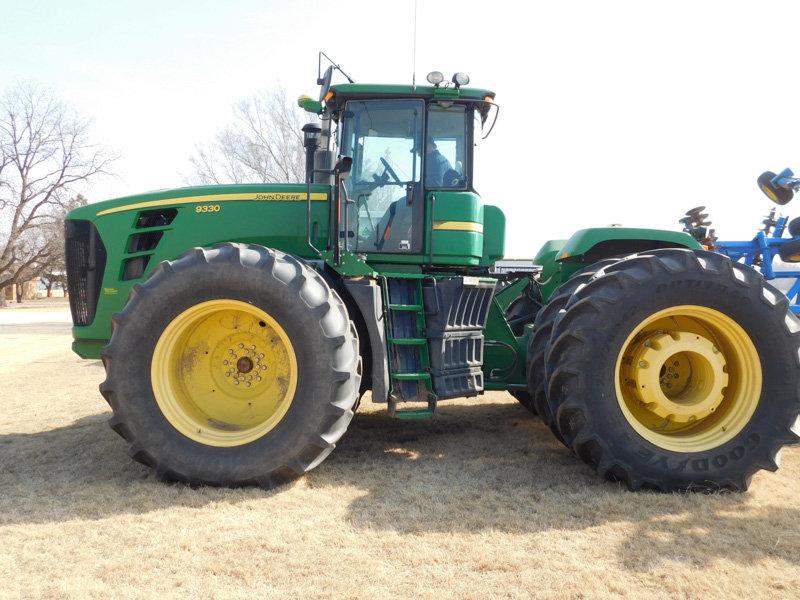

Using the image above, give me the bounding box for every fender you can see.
[558,227,701,262]
[534,228,701,301]
[341,279,389,403]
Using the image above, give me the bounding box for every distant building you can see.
[1,278,66,303]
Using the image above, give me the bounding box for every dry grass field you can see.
[1,298,799,599]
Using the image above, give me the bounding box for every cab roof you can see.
[329,83,495,103]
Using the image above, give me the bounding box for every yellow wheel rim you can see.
[614,305,761,452]
[151,299,297,447]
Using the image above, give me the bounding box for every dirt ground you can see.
[1,299,799,599]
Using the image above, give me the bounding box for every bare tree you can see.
[0,84,112,303]
[189,88,307,185]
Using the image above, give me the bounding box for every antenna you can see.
[318,51,354,84]
[411,0,418,91]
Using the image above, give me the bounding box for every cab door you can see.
[339,99,424,257]
[424,103,484,266]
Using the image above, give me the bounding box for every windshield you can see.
[340,99,423,253]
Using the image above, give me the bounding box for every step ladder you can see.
[381,276,436,419]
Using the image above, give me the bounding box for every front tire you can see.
[510,389,535,413]
[546,249,800,491]
[100,243,361,487]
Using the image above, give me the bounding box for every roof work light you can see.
[452,72,470,87]
[426,71,444,86]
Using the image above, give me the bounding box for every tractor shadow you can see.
[1,399,798,570]
[326,400,800,569]
[0,412,272,525]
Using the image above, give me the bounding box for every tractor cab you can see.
[299,69,502,270]
[338,96,468,254]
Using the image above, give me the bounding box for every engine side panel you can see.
[68,184,331,358]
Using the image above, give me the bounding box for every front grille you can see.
[65,220,107,326]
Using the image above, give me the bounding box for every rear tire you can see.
[525,259,618,439]
[100,243,361,487]
[546,249,800,491]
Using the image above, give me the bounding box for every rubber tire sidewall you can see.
[105,245,359,485]
[526,259,619,431]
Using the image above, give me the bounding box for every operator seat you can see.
[375,197,414,251]
[441,168,463,188]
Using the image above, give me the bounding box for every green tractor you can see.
[65,61,800,491]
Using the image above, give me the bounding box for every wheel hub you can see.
[237,356,254,373]
[626,330,728,424]
[213,337,269,388]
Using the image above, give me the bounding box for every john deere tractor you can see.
[65,59,800,491]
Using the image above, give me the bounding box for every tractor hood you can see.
[65,182,332,358]
[67,183,330,223]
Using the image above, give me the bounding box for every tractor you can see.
[65,57,800,491]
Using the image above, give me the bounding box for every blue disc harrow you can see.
[680,168,800,314]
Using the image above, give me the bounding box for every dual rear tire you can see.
[527,249,800,491]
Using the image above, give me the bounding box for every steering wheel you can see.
[380,157,403,185]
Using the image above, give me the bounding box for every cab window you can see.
[425,104,467,190]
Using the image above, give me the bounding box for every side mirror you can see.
[318,65,334,102]
[758,170,793,205]
[334,155,353,179]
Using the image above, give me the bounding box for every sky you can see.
[2,0,800,257]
